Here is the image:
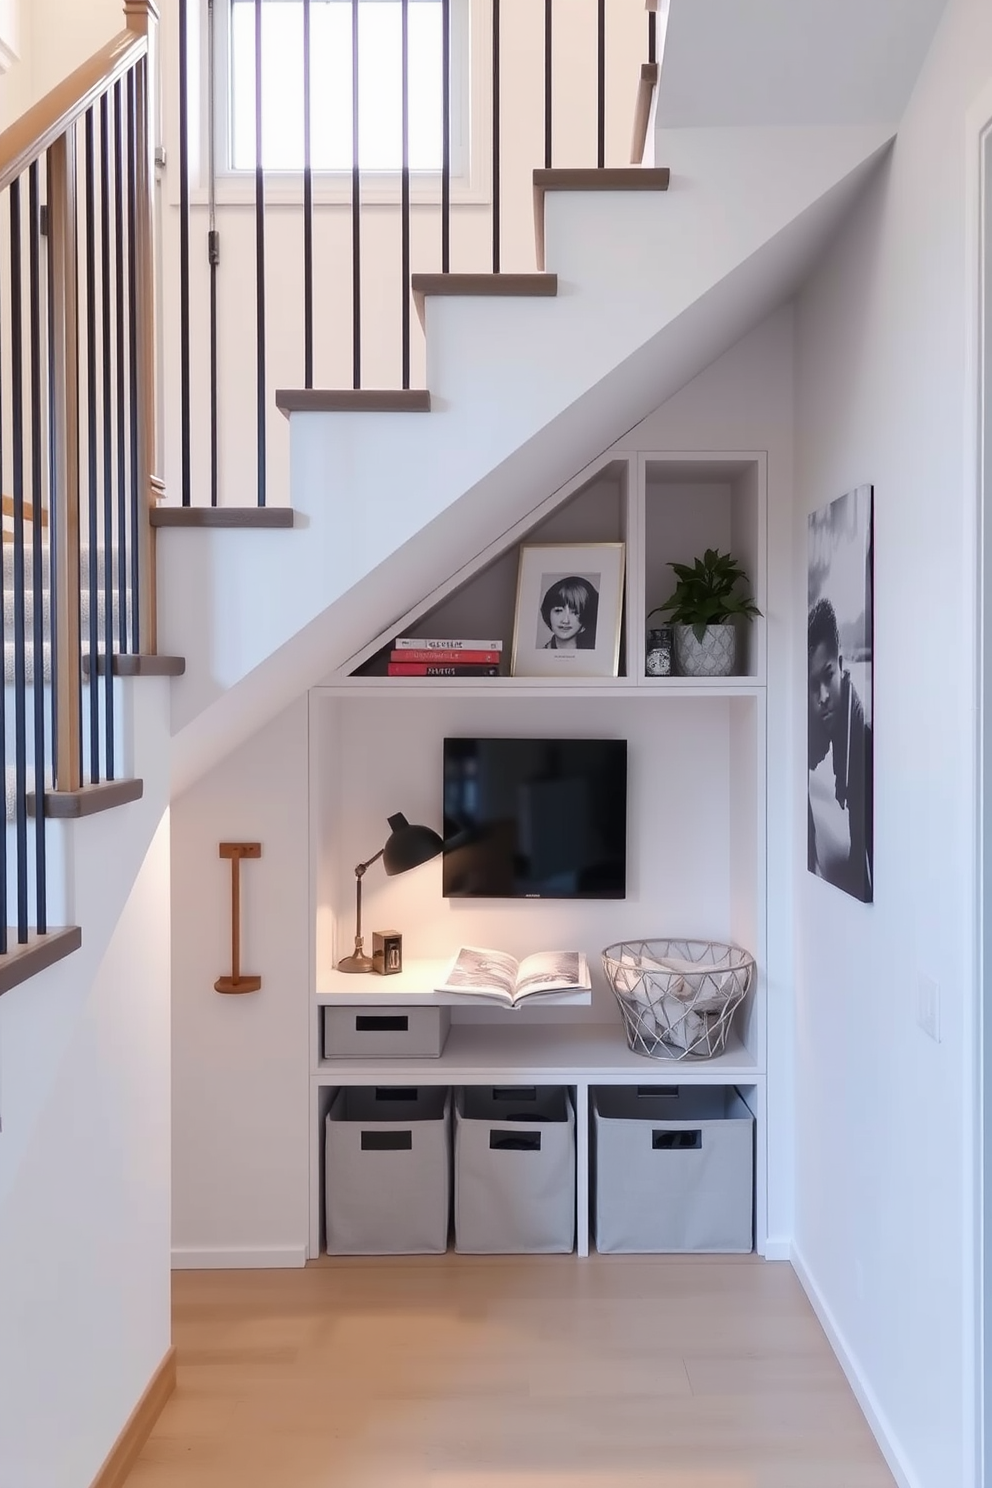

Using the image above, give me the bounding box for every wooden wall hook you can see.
[215,842,262,994]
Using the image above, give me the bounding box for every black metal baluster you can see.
[10,177,29,941]
[302,0,314,387]
[44,149,58,832]
[127,75,140,653]
[178,0,191,504]
[254,0,267,503]
[114,83,128,652]
[207,0,219,505]
[441,0,450,272]
[544,0,552,169]
[401,0,410,388]
[351,0,361,387]
[0,192,8,953]
[597,0,605,168]
[84,110,100,783]
[99,95,115,778]
[648,7,657,65]
[492,0,500,273]
[28,164,46,933]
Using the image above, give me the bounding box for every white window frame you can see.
[188,0,489,207]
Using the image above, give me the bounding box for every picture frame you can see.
[511,542,625,678]
[807,484,873,903]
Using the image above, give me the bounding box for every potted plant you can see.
[652,548,760,677]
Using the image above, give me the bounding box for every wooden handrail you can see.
[2,496,48,527]
[0,29,146,194]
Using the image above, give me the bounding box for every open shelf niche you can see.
[639,456,767,684]
[343,457,631,680]
[308,447,770,1259]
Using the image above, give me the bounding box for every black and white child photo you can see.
[537,574,600,651]
[511,541,625,679]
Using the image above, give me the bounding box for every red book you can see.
[389,649,501,664]
[386,663,501,677]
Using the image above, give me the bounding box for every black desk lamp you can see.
[337,812,444,973]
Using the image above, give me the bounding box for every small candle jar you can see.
[645,626,673,677]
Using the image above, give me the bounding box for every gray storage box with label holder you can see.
[454,1086,575,1254]
[593,1085,753,1253]
[322,1004,450,1059]
[325,1085,451,1254]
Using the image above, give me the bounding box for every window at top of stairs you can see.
[223,0,467,175]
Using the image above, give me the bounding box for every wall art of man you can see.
[807,595,873,902]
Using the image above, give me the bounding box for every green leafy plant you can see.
[651,548,761,643]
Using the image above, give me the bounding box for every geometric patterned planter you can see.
[674,623,737,677]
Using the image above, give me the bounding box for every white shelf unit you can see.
[308,449,769,1263]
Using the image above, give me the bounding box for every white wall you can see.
[171,694,310,1267]
[792,2,988,1484]
[0,0,122,129]
[0,680,173,1488]
[656,0,946,128]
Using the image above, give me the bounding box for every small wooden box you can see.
[372,930,403,975]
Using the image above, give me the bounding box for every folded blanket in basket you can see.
[618,950,734,1014]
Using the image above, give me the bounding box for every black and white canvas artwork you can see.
[807,484,874,902]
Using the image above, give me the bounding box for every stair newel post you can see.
[125,0,161,655]
[46,132,83,794]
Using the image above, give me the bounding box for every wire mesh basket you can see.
[601,938,755,1060]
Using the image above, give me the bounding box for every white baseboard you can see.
[761,1236,792,1261]
[791,1244,917,1488]
[172,1245,307,1270]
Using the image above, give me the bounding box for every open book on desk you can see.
[437,947,591,1008]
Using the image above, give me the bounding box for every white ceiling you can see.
[656,0,949,127]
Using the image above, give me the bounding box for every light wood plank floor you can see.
[128,1256,895,1488]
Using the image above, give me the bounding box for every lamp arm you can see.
[350,846,386,954]
[354,846,385,878]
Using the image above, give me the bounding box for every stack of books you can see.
[387,637,503,677]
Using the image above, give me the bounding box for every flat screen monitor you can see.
[442,737,627,899]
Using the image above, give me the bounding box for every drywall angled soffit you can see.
[656,0,947,127]
[162,125,890,792]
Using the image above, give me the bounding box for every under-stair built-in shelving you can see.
[308,450,768,1260]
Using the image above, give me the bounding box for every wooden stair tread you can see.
[534,166,670,192]
[276,389,431,417]
[31,778,144,818]
[533,166,670,269]
[150,507,295,529]
[411,272,557,327]
[411,272,557,296]
[0,926,81,997]
[111,653,186,677]
[84,653,187,678]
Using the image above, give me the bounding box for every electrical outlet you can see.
[917,974,941,1043]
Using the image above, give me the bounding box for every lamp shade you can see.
[382,812,444,876]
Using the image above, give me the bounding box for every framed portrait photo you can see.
[807,483,873,903]
[511,542,625,678]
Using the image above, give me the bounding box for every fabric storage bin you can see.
[322,1005,450,1059]
[454,1086,575,1254]
[593,1085,753,1253]
[325,1085,450,1254]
